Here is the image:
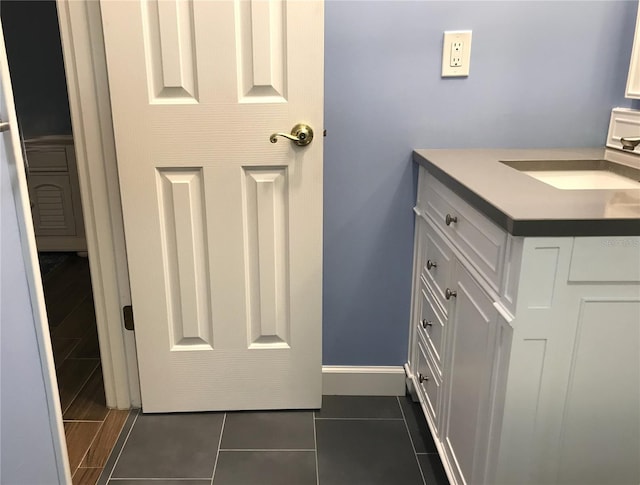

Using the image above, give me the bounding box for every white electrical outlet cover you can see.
[442,30,472,77]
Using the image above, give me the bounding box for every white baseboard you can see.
[322,366,407,396]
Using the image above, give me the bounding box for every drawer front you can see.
[418,281,445,373]
[417,339,441,432]
[26,147,69,172]
[422,220,454,316]
[424,173,507,292]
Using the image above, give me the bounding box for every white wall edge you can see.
[0,24,72,484]
[322,366,407,396]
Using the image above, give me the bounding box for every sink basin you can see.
[500,159,640,190]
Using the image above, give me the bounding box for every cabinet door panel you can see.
[556,298,640,485]
[28,174,77,236]
[443,260,498,485]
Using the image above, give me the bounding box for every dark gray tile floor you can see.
[99,395,448,485]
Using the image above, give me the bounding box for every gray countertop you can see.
[413,148,640,236]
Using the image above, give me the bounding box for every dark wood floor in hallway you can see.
[42,254,129,485]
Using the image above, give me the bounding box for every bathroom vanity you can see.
[25,135,86,252]
[407,132,640,483]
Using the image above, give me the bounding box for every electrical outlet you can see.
[442,31,472,77]
[450,41,463,67]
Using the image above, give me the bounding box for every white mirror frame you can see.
[626,2,640,98]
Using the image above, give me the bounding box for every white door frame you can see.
[56,0,139,409]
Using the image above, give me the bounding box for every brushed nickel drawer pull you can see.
[419,373,429,383]
[445,214,458,226]
[445,288,457,300]
[426,259,437,270]
[421,319,433,329]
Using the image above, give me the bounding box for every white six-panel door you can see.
[100,0,323,412]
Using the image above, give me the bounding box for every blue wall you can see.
[2,1,72,137]
[323,0,637,365]
[1,121,61,484]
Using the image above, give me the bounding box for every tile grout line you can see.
[50,294,90,338]
[61,360,100,415]
[313,417,405,421]
[109,479,212,482]
[63,419,106,423]
[312,410,320,485]
[56,339,81,364]
[397,396,427,485]
[219,449,317,452]
[210,412,227,485]
[107,410,140,482]
[73,408,111,472]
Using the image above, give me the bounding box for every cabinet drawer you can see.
[418,281,445,373]
[424,173,507,292]
[26,147,69,172]
[422,219,454,316]
[417,339,441,432]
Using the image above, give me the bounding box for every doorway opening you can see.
[1,1,129,482]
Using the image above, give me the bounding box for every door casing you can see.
[57,0,140,409]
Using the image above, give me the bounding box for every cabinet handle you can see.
[426,259,437,271]
[421,319,433,329]
[419,373,429,383]
[445,288,457,300]
[445,214,458,226]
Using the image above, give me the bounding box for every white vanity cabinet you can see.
[25,136,87,252]
[407,166,640,485]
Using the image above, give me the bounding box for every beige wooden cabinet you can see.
[407,166,640,485]
[25,135,86,252]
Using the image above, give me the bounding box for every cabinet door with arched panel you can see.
[28,174,76,236]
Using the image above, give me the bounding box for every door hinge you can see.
[123,305,134,331]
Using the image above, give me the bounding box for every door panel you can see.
[556,299,640,485]
[443,260,498,485]
[100,0,323,412]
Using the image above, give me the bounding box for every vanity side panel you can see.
[407,215,428,381]
[496,236,640,485]
[555,297,640,485]
[495,237,576,484]
[500,235,523,314]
